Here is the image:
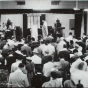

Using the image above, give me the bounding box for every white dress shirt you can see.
[66,35,73,42]
[11,60,22,73]
[43,61,54,77]
[42,44,55,56]
[8,68,29,87]
[57,40,66,54]
[31,54,42,64]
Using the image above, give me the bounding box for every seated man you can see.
[42,71,62,88]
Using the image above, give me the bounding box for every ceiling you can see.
[0,0,88,9]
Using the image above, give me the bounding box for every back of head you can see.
[69,32,72,35]
[63,44,67,48]
[36,66,42,73]
[18,63,24,68]
[52,39,56,43]
[45,40,49,45]
[15,50,23,60]
[78,62,84,70]
[17,44,23,50]
[31,37,35,41]
[73,49,78,54]
[51,71,58,79]
[27,35,31,40]
[48,56,53,62]
[21,50,27,56]
[70,40,74,44]
[58,54,64,60]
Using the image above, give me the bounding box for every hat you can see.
[14,42,18,46]
[3,45,9,50]
[15,50,23,56]
[26,57,32,61]
[60,37,64,40]
[84,56,88,61]
[33,48,40,54]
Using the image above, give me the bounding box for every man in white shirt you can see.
[66,32,73,42]
[39,40,46,54]
[7,38,14,50]
[56,37,66,54]
[31,48,42,65]
[42,40,55,58]
[43,56,54,77]
[31,48,42,71]
[11,50,23,73]
[8,63,29,88]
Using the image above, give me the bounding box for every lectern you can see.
[56,27,65,37]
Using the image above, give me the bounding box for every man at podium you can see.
[54,18,62,38]
[56,18,61,28]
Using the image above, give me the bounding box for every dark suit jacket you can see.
[58,50,70,62]
[31,74,47,88]
[42,55,51,66]
[21,45,32,56]
[0,40,6,49]
[6,54,16,72]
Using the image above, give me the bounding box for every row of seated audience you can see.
[0,32,88,88]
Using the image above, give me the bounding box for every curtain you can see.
[23,14,27,37]
[75,13,83,38]
[27,13,40,28]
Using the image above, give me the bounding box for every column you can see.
[87,12,88,35]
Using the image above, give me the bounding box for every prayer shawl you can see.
[42,21,48,39]
[31,25,38,41]
[70,59,88,87]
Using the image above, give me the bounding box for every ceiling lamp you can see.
[73,0,80,10]
[84,9,88,12]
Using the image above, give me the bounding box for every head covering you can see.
[84,56,88,61]
[70,59,87,73]
[26,57,32,61]
[33,48,40,54]
[15,50,23,56]
[3,44,9,50]
[60,37,64,41]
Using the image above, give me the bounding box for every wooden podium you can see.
[56,27,65,37]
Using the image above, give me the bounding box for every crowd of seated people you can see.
[0,32,88,88]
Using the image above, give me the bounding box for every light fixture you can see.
[73,8,80,10]
[84,9,88,12]
[73,0,80,10]
[33,8,50,10]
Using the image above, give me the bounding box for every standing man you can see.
[8,63,29,88]
[54,18,61,39]
[42,20,48,40]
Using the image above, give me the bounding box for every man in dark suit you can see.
[58,44,70,62]
[31,66,47,88]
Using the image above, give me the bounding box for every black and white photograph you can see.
[0,0,88,87]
